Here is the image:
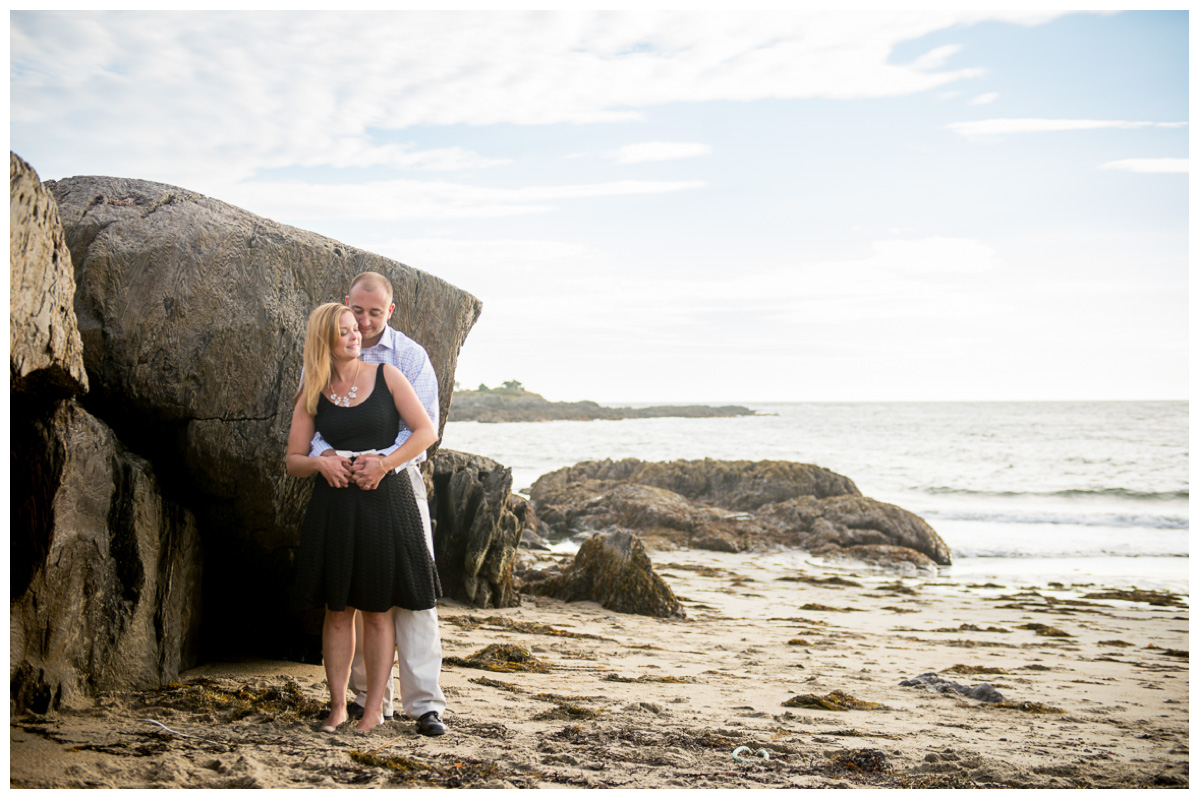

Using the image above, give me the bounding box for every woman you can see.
[286,303,440,733]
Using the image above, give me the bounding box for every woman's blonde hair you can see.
[298,303,354,415]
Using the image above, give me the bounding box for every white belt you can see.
[334,449,383,459]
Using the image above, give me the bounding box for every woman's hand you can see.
[350,454,389,490]
[315,453,354,488]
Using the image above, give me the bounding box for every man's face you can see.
[346,284,394,347]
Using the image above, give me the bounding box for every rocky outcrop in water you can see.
[451,389,754,423]
[529,458,951,568]
[524,530,684,618]
[11,162,483,691]
[429,450,522,608]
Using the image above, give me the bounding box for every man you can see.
[309,270,447,737]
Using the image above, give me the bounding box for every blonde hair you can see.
[348,271,393,305]
[298,303,354,415]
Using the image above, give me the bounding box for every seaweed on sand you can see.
[826,748,889,773]
[944,665,1008,675]
[935,624,1011,633]
[532,704,604,721]
[444,644,550,673]
[662,562,728,577]
[349,751,431,773]
[602,673,692,684]
[777,575,863,588]
[1081,589,1187,608]
[1146,645,1188,659]
[782,690,881,711]
[876,581,919,595]
[468,676,521,693]
[447,615,611,640]
[1019,623,1072,638]
[349,751,514,788]
[148,678,324,722]
[994,701,1064,714]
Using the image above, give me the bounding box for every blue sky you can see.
[9,9,1189,402]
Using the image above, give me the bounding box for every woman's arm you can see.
[286,396,353,487]
[353,365,438,490]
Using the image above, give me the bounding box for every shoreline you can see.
[10,548,1188,789]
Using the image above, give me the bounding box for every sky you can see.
[9,9,1189,403]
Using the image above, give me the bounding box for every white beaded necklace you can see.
[328,359,361,408]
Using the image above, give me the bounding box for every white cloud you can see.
[11,10,1077,185]
[1100,158,1188,174]
[613,141,713,164]
[948,118,1188,139]
[222,178,707,222]
[968,92,998,105]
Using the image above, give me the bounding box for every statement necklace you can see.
[328,359,361,408]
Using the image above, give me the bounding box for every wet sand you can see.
[9,548,1189,789]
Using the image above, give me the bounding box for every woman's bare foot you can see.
[320,705,349,733]
[355,712,385,733]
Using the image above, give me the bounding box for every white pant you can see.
[349,464,446,719]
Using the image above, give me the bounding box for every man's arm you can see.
[368,338,440,467]
[309,430,335,458]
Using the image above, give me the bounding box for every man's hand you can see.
[351,453,389,491]
[315,452,353,488]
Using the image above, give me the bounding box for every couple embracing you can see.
[285,271,447,736]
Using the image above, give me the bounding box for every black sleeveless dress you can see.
[294,364,442,612]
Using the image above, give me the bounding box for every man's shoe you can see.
[416,710,446,737]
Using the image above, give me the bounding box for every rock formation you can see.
[428,450,522,608]
[524,530,684,618]
[10,399,202,712]
[11,154,201,711]
[10,154,87,394]
[451,388,754,423]
[529,458,951,568]
[14,165,483,675]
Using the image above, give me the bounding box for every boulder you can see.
[525,530,684,618]
[10,398,202,712]
[511,494,551,551]
[531,457,860,513]
[768,495,952,565]
[42,174,482,656]
[9,154,87,395]
[838,544,938,573]
[429,450,522,608]
[529,458,951,566]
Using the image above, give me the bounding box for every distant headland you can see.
[450,382,756,423]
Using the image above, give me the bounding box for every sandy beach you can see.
[9,548,1188,789]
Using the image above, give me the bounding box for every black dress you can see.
[294,364,441,612]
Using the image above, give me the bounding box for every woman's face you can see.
[333,311,361,360]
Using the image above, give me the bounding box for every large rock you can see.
[42,174,482,656]
[529,458,951,567]
[10,398,202,712]
[531,458,860,516]
[9,154,87,395]
[525,530,683,618]
[429,450,521,608]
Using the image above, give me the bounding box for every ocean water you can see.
[440,401,1189,593]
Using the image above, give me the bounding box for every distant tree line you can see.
[454,379,525,392]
